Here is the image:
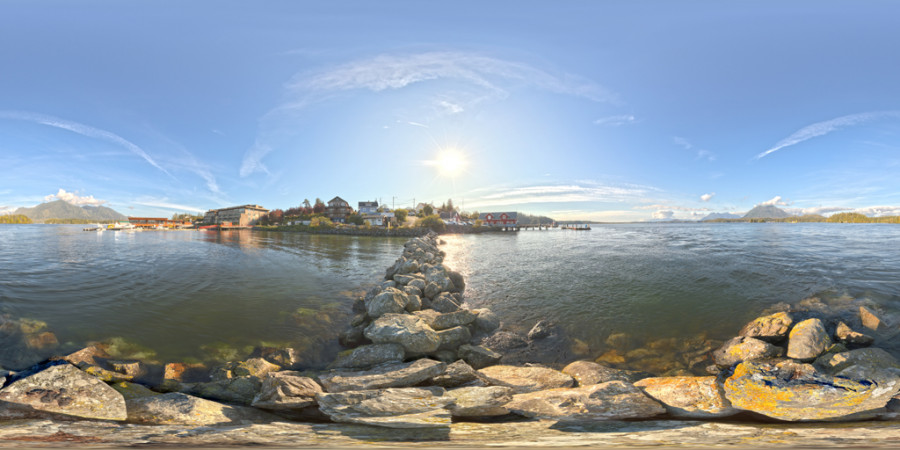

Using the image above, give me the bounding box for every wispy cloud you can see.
[0,110,171,177]
[134,198,205,213]
[756,111,900,159]
[700,193,715,202]
[634,204,710,212]
[594,114,635,127]
[466,183,653,209]
[44,188,106,206]
[652,210,674,220]
[674,136,715,161]
[241,51,617,177]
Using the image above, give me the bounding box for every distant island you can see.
[2,199,127,224]
[701,205,900,224]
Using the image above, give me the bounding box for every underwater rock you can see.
[835,322,875,346]
[458,344,502,369]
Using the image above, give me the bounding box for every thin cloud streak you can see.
[756,111,900,159]
[594,114,635,126]
[465,183,653,209]
[0,110,172,177]
[134,199,205,213]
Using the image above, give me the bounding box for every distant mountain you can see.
[701,212,742,221]
[742,205,791,219]
[15,200,127,222]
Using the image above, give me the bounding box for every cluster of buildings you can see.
[195,197,521,228]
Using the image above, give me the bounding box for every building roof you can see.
[479,212,518,220]
[206,204,268,213]
[358,201,378,208]
[328,196,349,206]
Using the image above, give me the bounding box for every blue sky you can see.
[2,1,900,221]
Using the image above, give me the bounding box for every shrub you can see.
[416,214,445,232]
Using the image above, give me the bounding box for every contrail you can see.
[756,110,900,159]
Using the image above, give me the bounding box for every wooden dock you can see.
[497,224,556,231]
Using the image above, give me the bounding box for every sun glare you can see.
[434,149,467,177]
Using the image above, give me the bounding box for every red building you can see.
[478,212,518,226]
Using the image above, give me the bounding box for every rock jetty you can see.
[1,232,899,447]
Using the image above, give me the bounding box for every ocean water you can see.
[1,223,898,372]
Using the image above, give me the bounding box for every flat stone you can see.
[477,365,575,393]
[431,293,461,312]
[331,344,405,369]
[190,376,262,405]
[634,376,739,418]
[163,362,208,383]
[251,371,322,410]
[431,360,483,388]
[61,344,110,366]
[431,310,478,330]
[446,386,513,417]
[724,360,900,421]
[412,309,440,328]
[506,380,666,421]
[423,282,442,300]
[126,392,276,425]
[316,387,453,428]
[713,336,784,368]
[365,313,441,354]
[860,306,882,331]
[562,360,651,386]
[0,363,126,421]
[318,359,446,393]
[458,344,502,370]
[738,311,793,342]
[787,318,831,361]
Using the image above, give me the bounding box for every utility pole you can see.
[392,196,396,210]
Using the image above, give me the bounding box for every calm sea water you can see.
[1,223,898,371]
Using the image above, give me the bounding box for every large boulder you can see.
[437,326,472,351]
[446,386,513,417]
[786,318,830,361]
[0,363,126,421]
[365,314,441,354]
[316,387,453,428]
[713,336,784,368]
[738,311,793,342]
[190,376,262,405]
[331,344,405,370]
[477,365,575,394]
[431,293,461,313]
[634,376,739,418]
[814,348,900,379]
[562,361,651,386]
[723,360,900,421]
[472,308,501,334]
[505,381,665,421]
[318,359,446,393]
[126,392,276,425]
[366,288,409,318]
[251,371,323,410]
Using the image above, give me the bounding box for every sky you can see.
[2,1,900,221]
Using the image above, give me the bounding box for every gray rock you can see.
[332,343,405,369]
[561,360,651,386]
[432,310,478,331]
[738,311,793,343]
[405,294,422,312]
[365,313,441,354]
[713,336,784,368]
[425,265,455,292]
[190,376,262,405]
[403,285,423,298]
[431,293,461,313]
[447,270,466,294]
[634,376,740,418]
[0,363,126,421]
[477,365,575,394]
[480,331,528,352]
[392,274,418,285]
[231,358,281,378]
[407,278,427,291]
[431,360,483,388]
[472,308,501,334]
[506,381,666,421]
[527,320,553,340]
[398,259,420,276]
[423,282,442,300]
[316,387,453,428]
[338,324,369,348]
[835,322,875,346]
[412,309,440,328]
[127,392,276,425]
[381,280,398,290]
[437,326,472,351]
[318,359,447,393]
[251,371,323,410]
[366,288,409,319]
[446,386,513,417]
[787,318,830,361]
[724,360,900,421]
[814,348,900,376]
[859,306,882,331]
[458,344,502,369]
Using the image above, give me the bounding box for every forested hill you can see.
[14,200,127,222]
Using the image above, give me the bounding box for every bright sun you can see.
[434,149,467,177]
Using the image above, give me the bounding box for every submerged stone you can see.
[835,322,875,346]
[458,344,502,369]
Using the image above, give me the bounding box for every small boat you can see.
[562,224,591,230]
[108,222,139,231]
[83,224,105,232]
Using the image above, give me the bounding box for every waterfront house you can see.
[479,212,518,226]
[202,205,269,227]
[358,201,379,215]
[127,217,192,229]
[439,211,464,224]
[415,202,435,215]
[326,196,352,223]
